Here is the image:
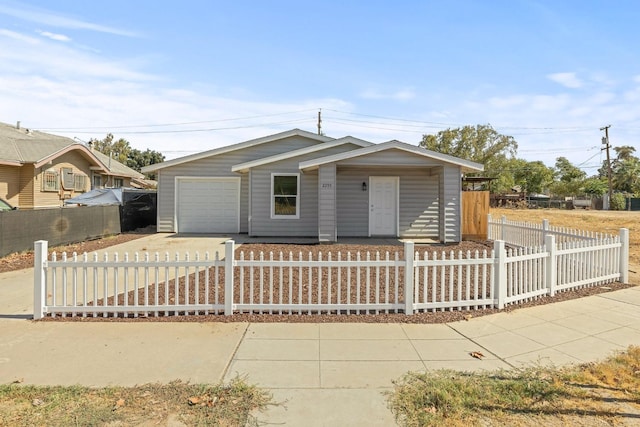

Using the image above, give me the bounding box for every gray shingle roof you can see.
[0,122,143,178]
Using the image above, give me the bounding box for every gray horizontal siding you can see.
[156,136,321,232]
[250,144,358,237]
[399,172,439,238]
[336,169,369,237]
[337,149,444,167]
[440,165,462,242]
[318,164,337,242]
[337,168,440,238]
[250,169,318,236]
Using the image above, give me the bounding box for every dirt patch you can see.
[0,231,153,273]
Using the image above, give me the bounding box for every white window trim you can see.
[271,173,300,219]
[42,169,59,192]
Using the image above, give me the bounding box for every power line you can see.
[37,109,317,131]
[68,118,314,135]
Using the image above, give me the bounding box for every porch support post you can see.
[318,164,337,242]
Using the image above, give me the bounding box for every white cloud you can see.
[0,3,138,37]
[0,28,39,44]
[37,30,71,42]
[360,88,416,101]
[547,72,583,88]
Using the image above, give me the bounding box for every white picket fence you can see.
[33,221,629,319]
[488,214,614,246]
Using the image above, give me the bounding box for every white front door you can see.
[369,176,398,236]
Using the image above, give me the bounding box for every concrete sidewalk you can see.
[1,233,639,425]
[224,287,640,425]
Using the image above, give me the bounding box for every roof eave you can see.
[230,138,374,173]
[143,128,335,173]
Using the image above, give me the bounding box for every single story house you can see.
[0,121,146,209]
[143,129,483,243]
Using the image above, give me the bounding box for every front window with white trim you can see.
[271,173,299,218]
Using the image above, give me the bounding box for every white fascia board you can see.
[231,137,373,173]
[141,128,334,173]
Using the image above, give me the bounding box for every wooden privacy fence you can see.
[34,223,629,319]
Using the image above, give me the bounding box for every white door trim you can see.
[368,176,399,237]
[174,176,241,233]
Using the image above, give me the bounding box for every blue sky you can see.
[1,1,639,172]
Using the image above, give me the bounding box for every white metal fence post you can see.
[545,234,556,297]
[501,215,507,241]
[224,240,235,316]
[33,240,48,320]
[542,219,549,246]
[493,240,506,309]
[404,241,415,315]
[619,228,629,284]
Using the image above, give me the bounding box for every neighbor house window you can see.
[93,174,102,189]
[271,173,299,218]
[61,167,74,190]
[74,174,87,192]
[42,170,59,191]
[113,178,124,188]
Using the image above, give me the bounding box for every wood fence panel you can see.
[462,191,489,240]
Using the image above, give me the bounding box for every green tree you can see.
[598,145,640,194]
[613,157,640,194]
[127,148,165,180]
[90,134,164,179]
[420,124,518,193]
[549,157,586,197]
[582,178,608,197]
[89,133,131,164]
[509,159,554,194]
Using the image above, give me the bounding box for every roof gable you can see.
[299,140,484,172]
[231,136,372,173]
[142,128,334,173]
[0,122,143,178]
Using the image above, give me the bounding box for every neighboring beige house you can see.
[0,121,144,209]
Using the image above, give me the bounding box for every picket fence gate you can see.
[33,222,629,319]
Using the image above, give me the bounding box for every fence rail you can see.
[34,221,629,319]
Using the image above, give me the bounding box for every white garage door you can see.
[177,178,240,233]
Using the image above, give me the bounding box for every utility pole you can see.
[317,109,322,135]
[600,125,613,209]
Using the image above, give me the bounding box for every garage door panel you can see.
[177,178,239,233]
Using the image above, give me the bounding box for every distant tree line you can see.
[89,134,164,180]
[420,124,639,207]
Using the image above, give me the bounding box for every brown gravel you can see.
[39,241,636,323]
[0,231,152,273]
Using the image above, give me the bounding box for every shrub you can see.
[610,193,626,211]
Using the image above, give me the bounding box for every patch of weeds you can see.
[387,346,640,427]
[386,366,566,426]
[0,377,275,427]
